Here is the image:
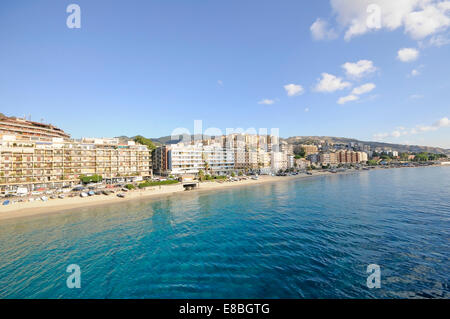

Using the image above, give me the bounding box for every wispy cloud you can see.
[410,94,424,100]
[373,117,450,140]
[338,95,359,105]
[310,18,338,40]
[338,83,376,105]
[258,99,275,105]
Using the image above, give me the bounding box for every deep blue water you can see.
[0,166,449,298]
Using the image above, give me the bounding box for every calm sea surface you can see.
[0,166,449,298]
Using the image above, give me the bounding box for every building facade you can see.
[0,116,70,139]
[0,135,152,194]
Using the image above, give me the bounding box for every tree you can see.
[414,153,429,162]
[231,172,236,177]
[293,146,306,158]
[399,153,409,161]
[134,136,156,151]
[198,169,205,181]
[204,161,210,175]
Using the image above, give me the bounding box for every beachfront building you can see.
[0,115,70,139]
[166,143,204,176]
[287,155,295,169]
[271,151,287,172]
[0,135,152,194]
[152,145,170,175]
[336,150,368,164]
[203,143,235,175]
[295,158,311,170]
[319,152,338,166]
[156,143,235,176]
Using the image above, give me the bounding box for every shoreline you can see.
[0,165,443,223]
[0,172,335,222]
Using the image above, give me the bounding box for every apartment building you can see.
[0,135,152,194]
[203,144,235,175]
[157,143,235,176]
[0,116,70,139]
[152,145,170,175]
[336,150,368,163]
[295,158,311,170]
[319,152,338,165]
[301,144,319,156]
[166,143,204,176]
[271,152,287,172]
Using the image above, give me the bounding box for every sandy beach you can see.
[0,171,339,222]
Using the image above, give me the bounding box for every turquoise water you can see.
[0,166,449,298]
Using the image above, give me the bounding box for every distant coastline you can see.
[1,165,446,223]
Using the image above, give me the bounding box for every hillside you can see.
[283,136,450,155]
[115,134,449,155]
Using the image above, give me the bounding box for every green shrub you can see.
[125,184,136,190]
[80,174,102,184]
[138,180,179,189]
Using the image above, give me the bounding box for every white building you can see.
[167,143,234,176]
[271,152,287,172]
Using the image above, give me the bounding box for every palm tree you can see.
[204,161,210,176]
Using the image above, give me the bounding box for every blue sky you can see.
[0,0,449,148]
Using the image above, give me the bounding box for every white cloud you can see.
[338,94,359,104]
[410,94,424,99]
[314,73,351,93]
[310,18,338,40]
[315,0,450,41]
[351,83,376,95]
[284,84,305,97]
[342,60,377,78]
[217,80,223,86]
[258,99,275,105]
[373,117,450,140]
[404,2,450,39]
[338,83,376,105]
[397,48,420,62]
[304,107,310,112]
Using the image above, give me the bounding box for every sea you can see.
[0,166,449,298]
